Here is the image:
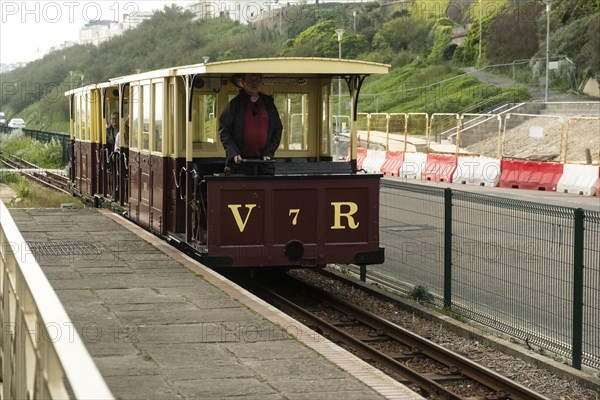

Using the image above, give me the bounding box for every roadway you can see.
[377,177,599,369]
[383,176,600,211]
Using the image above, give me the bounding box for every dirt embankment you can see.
[465,116,600,163]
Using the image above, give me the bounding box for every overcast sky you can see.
[0,1,192,65]
[0,0,363,66]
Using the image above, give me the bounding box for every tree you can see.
[485,2,543,63]
[427,18,455,63]
[279,20,368,58]
[373,17,433,54]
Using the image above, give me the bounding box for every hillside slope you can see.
[465,113,599,162]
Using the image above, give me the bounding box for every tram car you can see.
[65,57,389,268]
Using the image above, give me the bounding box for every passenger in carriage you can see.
[218,73,283,175]
[114,118,129,154]
[106,112,119,172]
[114,117,129,198]
[106,112,119,149]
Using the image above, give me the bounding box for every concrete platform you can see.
[0,183,16,202]
[8,207,423,400]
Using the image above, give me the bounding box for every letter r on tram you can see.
[330,202,360,230]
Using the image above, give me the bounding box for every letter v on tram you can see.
[65,57,389,268]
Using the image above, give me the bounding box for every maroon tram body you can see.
[66,58,389,269]
[206,175,383,267]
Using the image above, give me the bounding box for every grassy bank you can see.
[0,173,84,209]
[0,131,65,169]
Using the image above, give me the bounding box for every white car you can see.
[8,118,26,129]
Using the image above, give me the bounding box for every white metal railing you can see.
[0,201,113,400]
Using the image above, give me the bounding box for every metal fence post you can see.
[444,188,452,309]
[572,208,584,370]
[62,136,69,165]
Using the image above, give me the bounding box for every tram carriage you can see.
[66,57,389,268]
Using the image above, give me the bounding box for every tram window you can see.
[86,94,92,141]
[153,82,163,153]
[81,94,89,141]
[105,92,118,144]
[168,83,174,155]
[176,83,186,155]
[121,102,130,131]
[122,101,129,118]
[142,84,150,150]
[80,95,85,141]
[321,85,332,155]
[131,85,140,149]
[191,92,217,149]
[74,96,81,140]
[274,93,308,151]
[72,97,76,139]
[168,82,185,156]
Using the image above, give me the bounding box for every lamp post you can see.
[478,0,482,63]
[353,11,357,33]
[335,28,344,134]
[544,0,552,103]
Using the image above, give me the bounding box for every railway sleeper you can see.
[330,320,361,328]
[390,352,426,361]
[422,372,465,382]
[355,334,392,343]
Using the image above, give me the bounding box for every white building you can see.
[187,0,363,24]
[188,1,304,24]
[0,62,27,73]
[79,12,153,46]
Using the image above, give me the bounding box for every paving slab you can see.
[8,208,424,400]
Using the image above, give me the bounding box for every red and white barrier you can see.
[452,156,501,187]
[422,153,458,183]
[362,149,387,173]
[380,151,405,176]
[371,148,598,197]
[347,147,368,171]
[399,152,427,180]
[557,164,600,196]
[499,160,564,191]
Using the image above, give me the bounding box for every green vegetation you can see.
[427,18,454,64]
[440,307,466,322]
[359,62,529,114]
[0,0,597,130]
[409,284,434,304]
[0,132,77,208]
[0,173,84,209]
[0,132,64,169]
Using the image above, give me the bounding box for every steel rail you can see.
[255,279,551,400]
[321,288,551,400]
[256,284,455,399]
[0,154,70,194]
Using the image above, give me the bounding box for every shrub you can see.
[0,172,21,185]
[15,176,31,198]
[0,133,64,169]
[409,284,434,303]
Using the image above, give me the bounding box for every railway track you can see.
[0,153,70,194]
[240,273,550,400]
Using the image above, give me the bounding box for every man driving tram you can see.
[218,73,283,175]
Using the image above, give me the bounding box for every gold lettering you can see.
[289,209,300,225]
[330,202,359,229]
[228,204,257,232]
